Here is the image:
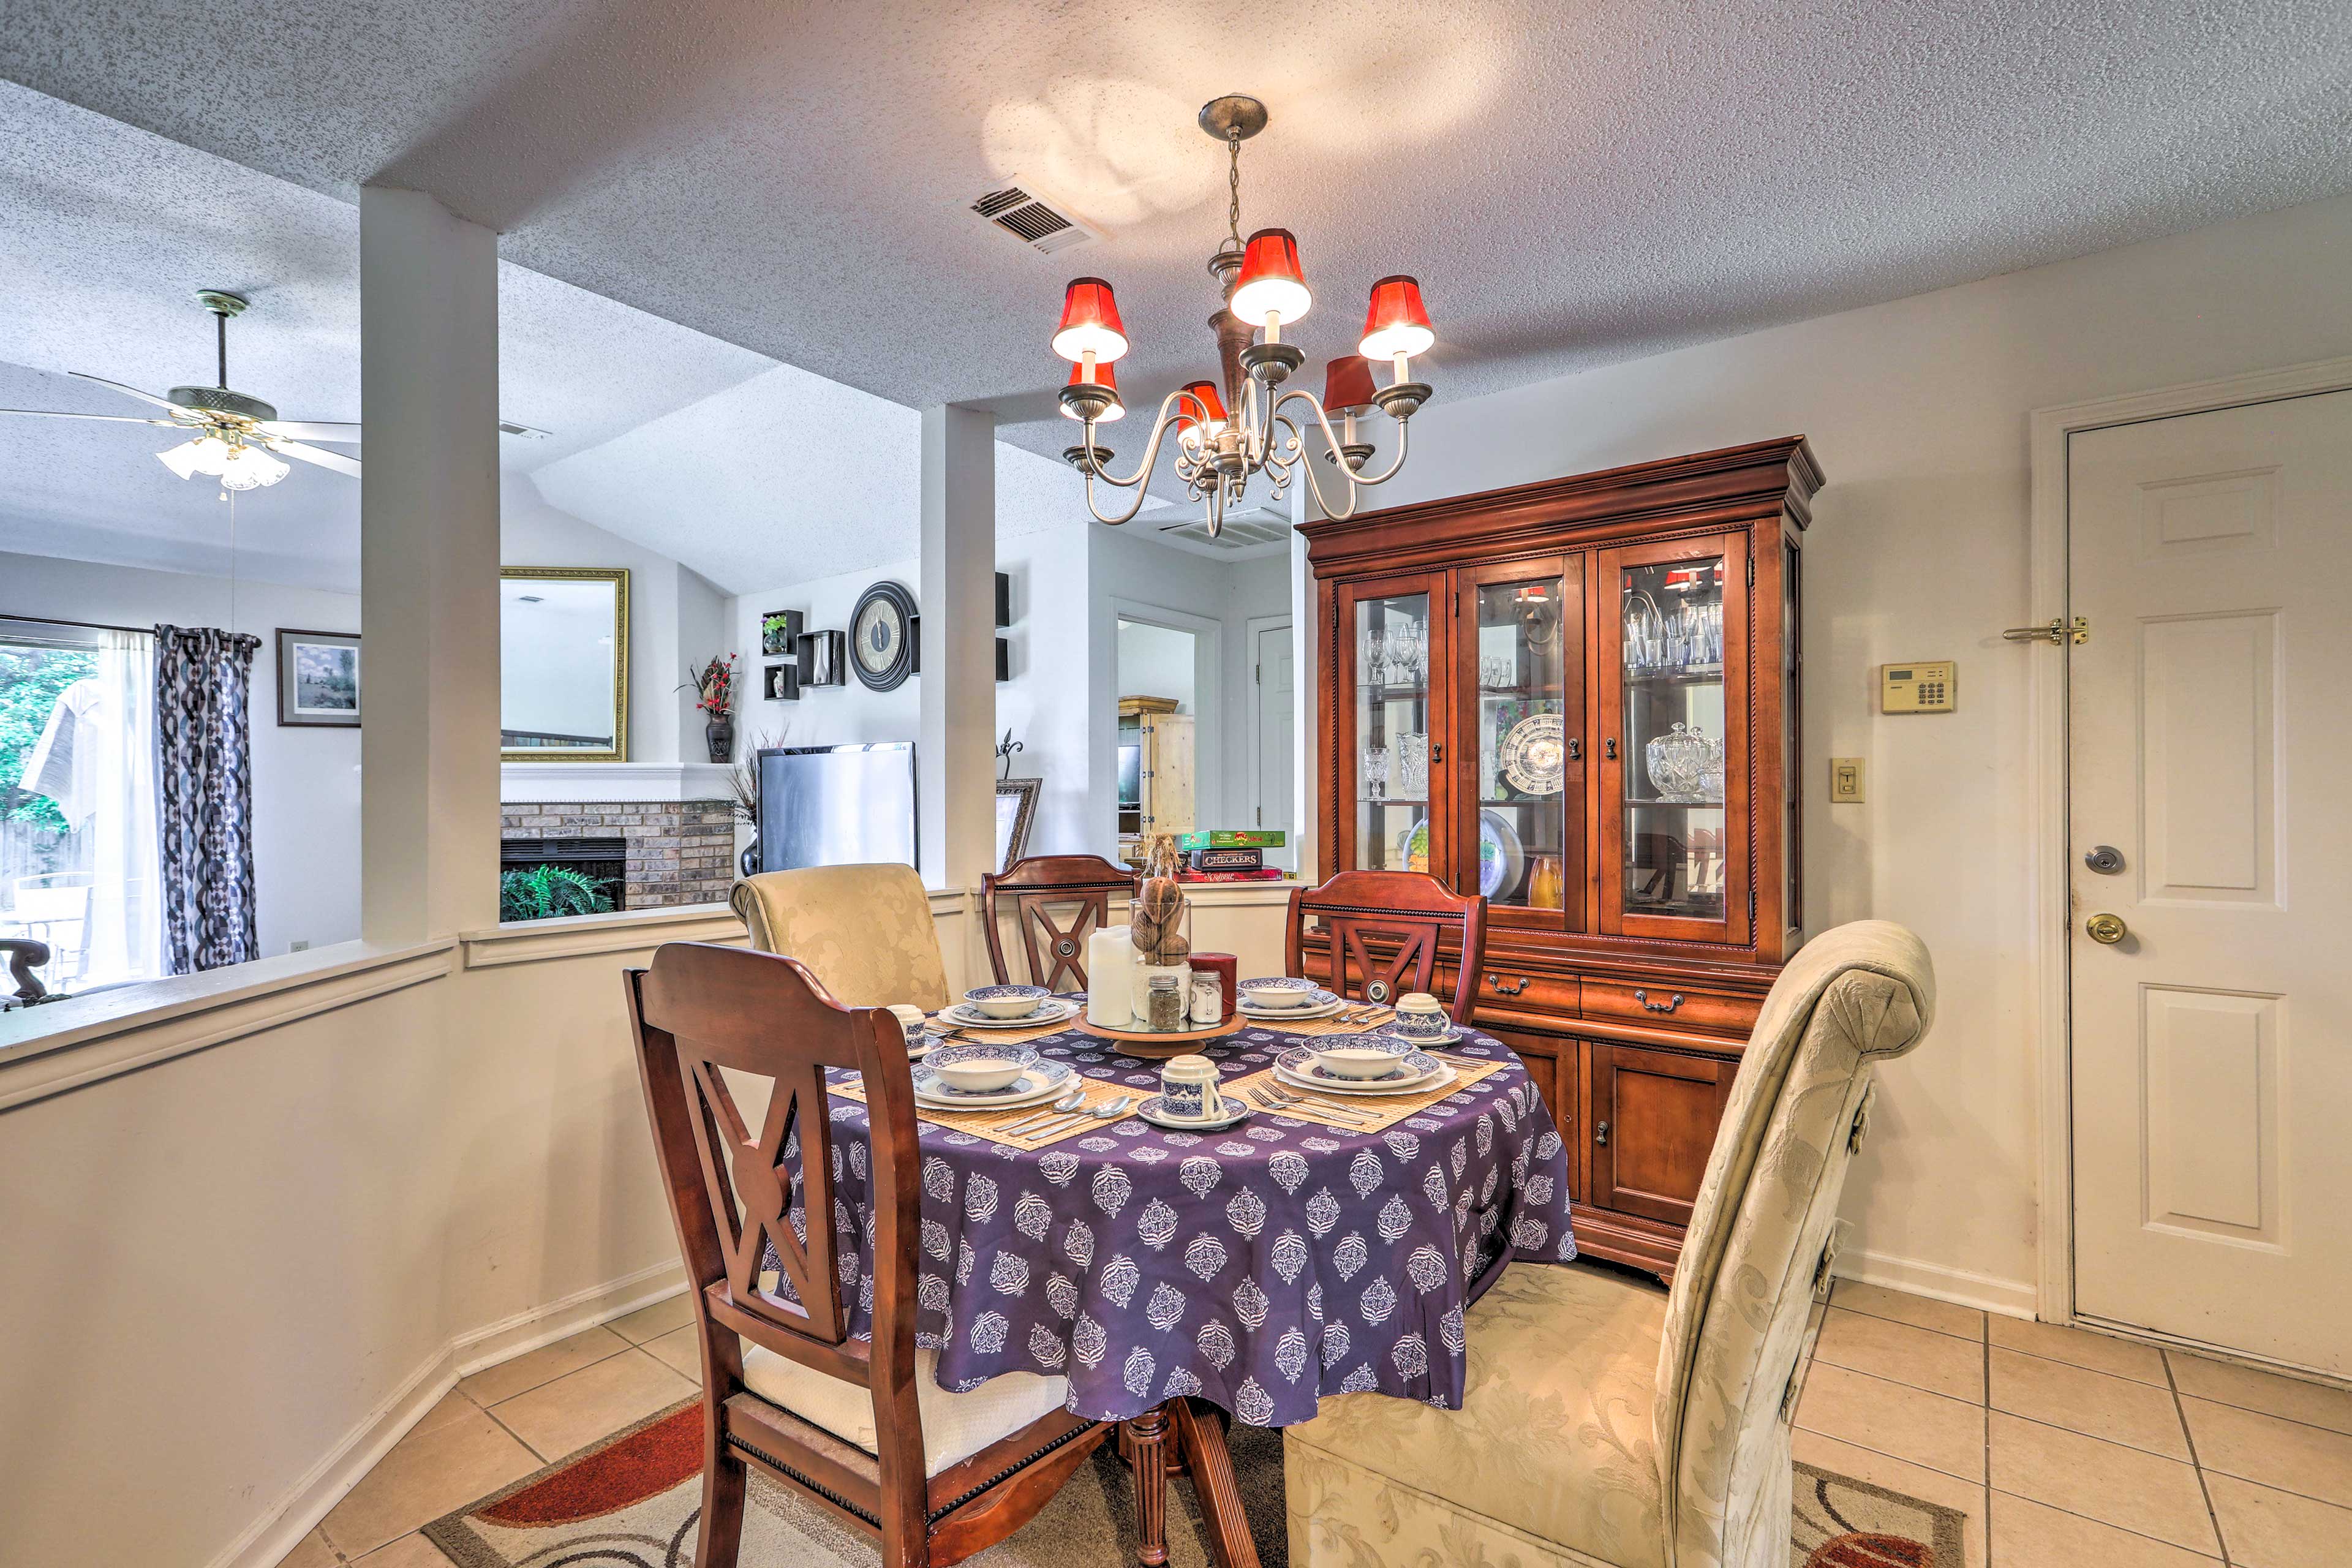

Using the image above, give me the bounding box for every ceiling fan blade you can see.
[0,408,183,426]
[271,439,363,478]
[257,420,362,443]
[68,371,184,412]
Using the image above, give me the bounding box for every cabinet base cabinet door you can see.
[1485,1025,1578,1204]
[1584,1041,1734,1228]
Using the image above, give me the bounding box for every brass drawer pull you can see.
[1488,973,1529,997]
[1633,989,1684,1014]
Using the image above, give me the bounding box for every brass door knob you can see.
[2085,913,2127,945]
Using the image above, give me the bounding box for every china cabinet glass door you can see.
[1339,576,1450,882]
[1596,534,1751,944]
[1453,557,1583,929]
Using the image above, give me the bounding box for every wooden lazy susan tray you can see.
[1076,1015,1245,1058]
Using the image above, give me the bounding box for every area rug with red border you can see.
[423,1399,1966,1567]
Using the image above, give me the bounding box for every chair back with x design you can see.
[981,854,1139,990]
[1286,869,1488,1022]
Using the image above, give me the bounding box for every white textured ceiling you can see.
[2,0,2345,482]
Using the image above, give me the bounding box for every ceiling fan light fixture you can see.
[217,443,290,491]
[157,435,233,480]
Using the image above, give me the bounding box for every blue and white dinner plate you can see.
[1134,1093,1253,1132]
[1274,1058,1457,1098]
[1274,1042,1447,1095]
[913,1057,1074,1108]
[1377,1019,1467,1045]
[1237,987,1343,1019]
[937,997,1080,1030]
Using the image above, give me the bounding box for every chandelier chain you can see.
[1226,127,1243,250]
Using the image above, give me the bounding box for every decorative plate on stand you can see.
[1499,712,1567,796]
[1076,1015,1244,1059]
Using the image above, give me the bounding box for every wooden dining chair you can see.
[625,941,1167,1568]
[979,854,1139,990]
[1285,869,1488,1023]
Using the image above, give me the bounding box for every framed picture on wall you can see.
[994,777,1041,872]
[276,628,361,728]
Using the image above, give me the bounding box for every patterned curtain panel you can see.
[154,625,262,973]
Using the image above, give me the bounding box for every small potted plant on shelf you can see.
[685,654,738,763]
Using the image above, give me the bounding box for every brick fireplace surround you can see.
[499,800,736,910]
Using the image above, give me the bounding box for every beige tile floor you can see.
[277,1280,2352,1567]
[1799,1278,2352,1567]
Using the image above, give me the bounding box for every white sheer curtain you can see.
[81,628,162,984]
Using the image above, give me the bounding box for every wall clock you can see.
[850,580,919,692]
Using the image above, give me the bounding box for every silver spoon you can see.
[1001,1087,1087,1133]
[1022,1095,1136,1142]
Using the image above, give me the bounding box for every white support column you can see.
[1289,484,1320,884]
[918,405,997,891]
[360,186,502,942]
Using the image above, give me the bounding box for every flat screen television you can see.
[756,742,918,872]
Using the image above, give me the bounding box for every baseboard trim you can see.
[211,1259,688,1568]
[1835,1248,2037,1320]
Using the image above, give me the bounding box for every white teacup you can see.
[1391,992,1451,1038]
[886,1003,929,1053]
[1159,1054,1223,1121]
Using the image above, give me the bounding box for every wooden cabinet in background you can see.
[1117,695,1195,863]
[1300,438,1822,1279]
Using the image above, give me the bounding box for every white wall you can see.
[1335,191,2352,1308]
[0,549,363,957]
[1116,619,1196,710]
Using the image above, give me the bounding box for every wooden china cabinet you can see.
[1299,437,1821,1280]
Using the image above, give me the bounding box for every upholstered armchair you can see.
[731,863,952,1011]
[1284,920,1936,1568]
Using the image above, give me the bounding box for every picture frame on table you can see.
[276,628,361,728]
[994,777,1041,872]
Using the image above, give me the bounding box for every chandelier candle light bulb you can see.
[1047,93,1434,536]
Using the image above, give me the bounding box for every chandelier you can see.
[1050,95,1434,535]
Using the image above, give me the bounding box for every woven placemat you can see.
[827,1071,1142,1151]
[1241,1005,1400,1037]
[1217,1052,1506,1133]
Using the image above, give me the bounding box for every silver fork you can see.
[1253,1084,1378,1124]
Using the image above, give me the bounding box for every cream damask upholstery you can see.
[730,864,951,1011]
[1286,920,1936,1568]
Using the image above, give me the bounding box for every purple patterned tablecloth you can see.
[791,1021,1577,1428]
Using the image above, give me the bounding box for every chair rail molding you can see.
[462,902,748,968]
[0,939,456,1112]
[2024,350,2352,1329]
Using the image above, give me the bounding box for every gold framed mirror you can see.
[500,567,630,761]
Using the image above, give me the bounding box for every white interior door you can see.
[2068,388,2352,1377]
[1254,623,1295,869]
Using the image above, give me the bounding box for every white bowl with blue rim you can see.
[926,1042,1042,1093]
[1303,1033,1425,1080]
[1276,1042,1444,1091]
[1238,976,1318,1011]
[914,1054,1070,1106]
[963,982,1052,1019]
[1239,986,1340,1015]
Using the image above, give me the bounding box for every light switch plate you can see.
[1882,660,1956,713]
[1830,758,1866,802]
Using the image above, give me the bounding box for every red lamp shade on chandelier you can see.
[1174,379,1229,437]
[1359,274,1434,363]
[1229,228,1311,328]
[1321,354,1378,415]
[1062,358,1125,421]
[1052,277,1129,363]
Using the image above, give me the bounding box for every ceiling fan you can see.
[0,288,361,492]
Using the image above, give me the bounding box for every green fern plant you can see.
[499,864,617,922]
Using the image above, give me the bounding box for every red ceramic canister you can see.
[1193,952,1238,1020]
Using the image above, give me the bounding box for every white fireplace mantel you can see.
[499,762,736,804]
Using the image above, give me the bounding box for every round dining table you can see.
[801,1012,1578,1430]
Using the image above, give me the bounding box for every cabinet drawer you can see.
[1581,978,1758,1036]
[1471,967,1579,1014]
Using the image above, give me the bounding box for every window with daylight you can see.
[0,617,162,994]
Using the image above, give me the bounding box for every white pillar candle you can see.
[1087,924,1137,1027]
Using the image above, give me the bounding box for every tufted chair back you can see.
[1649,921,1936,1568]
[730,864,952,1011]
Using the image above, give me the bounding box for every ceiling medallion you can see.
[1050,94,1434,537]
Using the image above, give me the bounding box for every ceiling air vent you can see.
[499,420,551,440]
[1157,510,1294,554]
[967,179,1099,256]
